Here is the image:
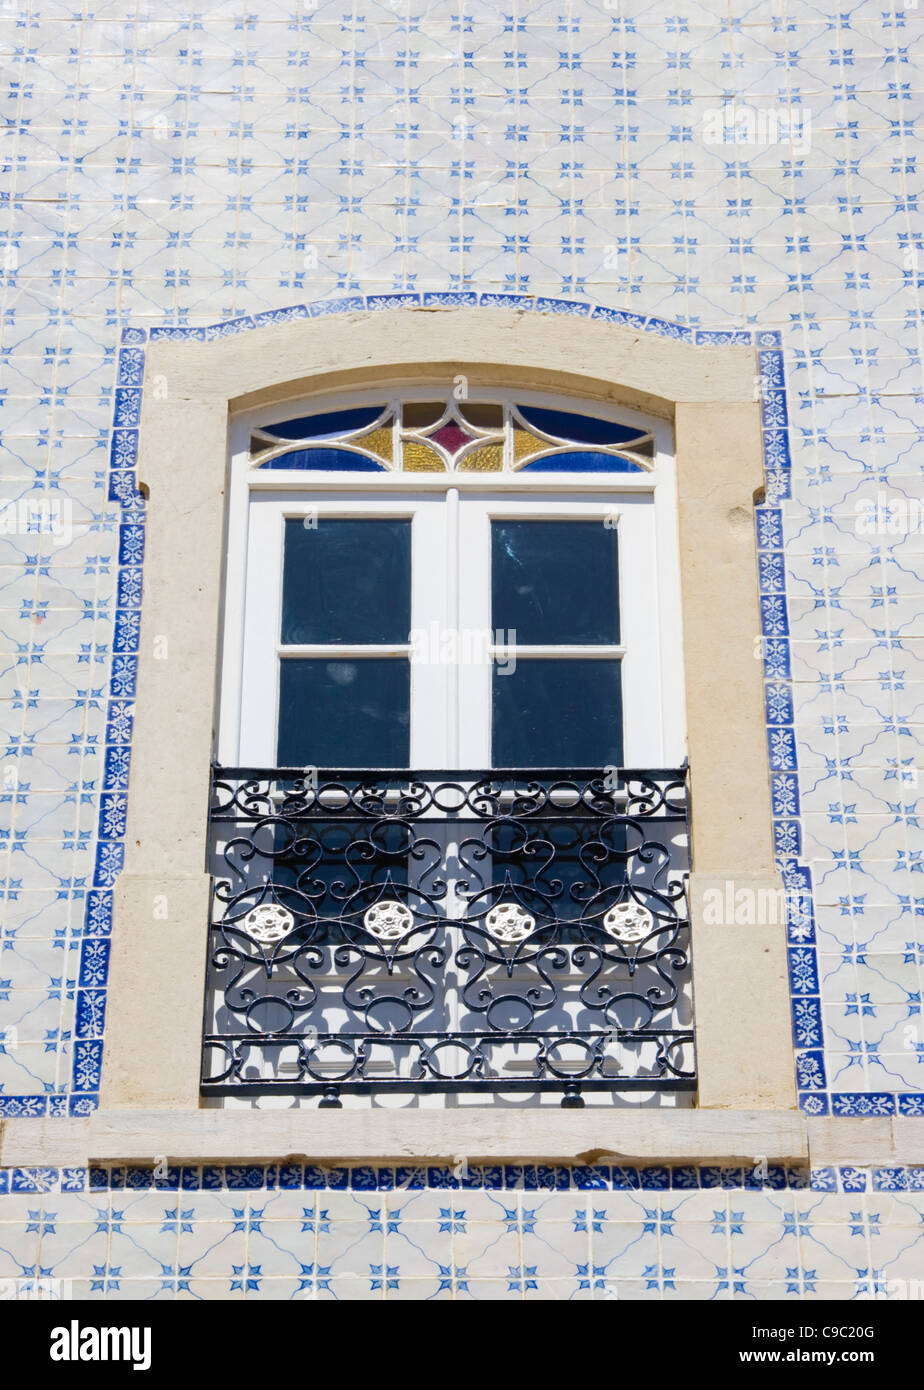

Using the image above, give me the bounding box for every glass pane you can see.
[278,658,410,767]
[512,427,543,463]
[458,442,503,472]
[281,518,410,645]
[521,451,643,473]
[260,448,385,471]
[402,402,445,430]
[492,520,619,645]
[355,426,394,464]
[429,422,474,454]
[402,441,446,472]
[458,402,503,430]
[262,406,385,440]
[516,405,646,447]
[492,659,623,768]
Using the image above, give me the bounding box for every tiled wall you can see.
[0,0,922,1292]
[1,1164,923,1300]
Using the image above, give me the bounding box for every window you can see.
[103,306,794,1124]
[219,389,684,771]
[203,387,692,1108]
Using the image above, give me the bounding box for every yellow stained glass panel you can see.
[356,426,394,464]
[458,442,504,472]
[511,427,542,463]
[403,440,446,472]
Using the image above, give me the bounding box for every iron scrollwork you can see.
[202,767,695,1105]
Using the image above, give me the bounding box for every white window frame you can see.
[218,386,686,771]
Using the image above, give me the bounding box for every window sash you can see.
[233,490,670,769]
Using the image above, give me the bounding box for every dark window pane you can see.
[270,819,409,933]
[278,659,409,767]
[402,402,445,429]
[262,407,385,440]
[458,403,503,430]
[517,406,646,447]
[492,659,623,768]
[492,520,619,645]
[487,816,629,932]
[282,518,411,645]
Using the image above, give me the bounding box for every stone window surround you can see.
[66,306,797,1162]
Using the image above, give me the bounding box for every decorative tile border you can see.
[2,291,846,1118]
[1,1162,924,1196]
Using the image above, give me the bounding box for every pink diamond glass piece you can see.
[429,423,474,455]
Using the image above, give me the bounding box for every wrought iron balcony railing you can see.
[202,766,694,1106]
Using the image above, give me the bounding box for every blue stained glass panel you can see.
[262,407,385,440]
[517,406,647,447]
[260,448,385,471]
[520,451,643,473]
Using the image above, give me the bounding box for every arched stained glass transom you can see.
[251,397,654,474]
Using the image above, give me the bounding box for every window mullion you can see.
[488,645,626,659]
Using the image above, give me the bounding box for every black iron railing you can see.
[201,767,694,1105]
